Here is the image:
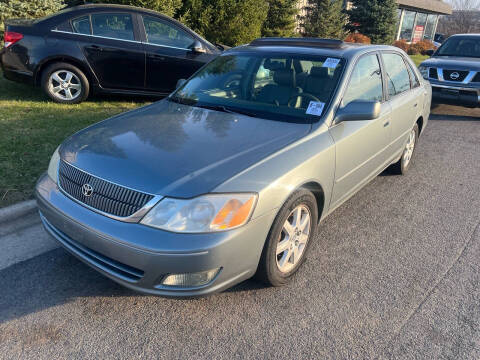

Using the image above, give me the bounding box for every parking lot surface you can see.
[0,105,479,359]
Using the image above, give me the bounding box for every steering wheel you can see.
[223,72,243,90]
[287,93,321,108]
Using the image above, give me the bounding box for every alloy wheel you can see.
[276,205,311,273]
[402,128,416,167]
[48,70,82,101]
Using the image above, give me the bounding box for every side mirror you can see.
[176,79,187,89]
[335,100,381,123]
[425,49,435,57]
[191,40,206,54]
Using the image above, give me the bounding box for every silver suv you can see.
[36,38,432,297]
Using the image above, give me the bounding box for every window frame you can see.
[379,51,413,100]
[340,51,386,107]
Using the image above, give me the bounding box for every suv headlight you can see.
[418,65,429,79]
[47,146,61,183]
[141,193,257,233]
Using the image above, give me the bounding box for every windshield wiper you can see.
[194,104,257,118]
[168,95,197,106]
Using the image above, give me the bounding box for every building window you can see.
[413,13,427,42]
[399,10,416,41]
[423,14,437,41]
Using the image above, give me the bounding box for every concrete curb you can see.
[0,199,37,224]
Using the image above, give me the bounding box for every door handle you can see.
[89,44,102,51]
[152,54,165,60]
[413,103,418,107]
[383,121,390,127]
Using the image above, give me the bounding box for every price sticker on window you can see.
[306,101,325,116]
[322,58,341,69]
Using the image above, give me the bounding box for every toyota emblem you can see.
[449,72,460,80]
[82,183,94,197]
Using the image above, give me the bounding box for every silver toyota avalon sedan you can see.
[36,38,432,297]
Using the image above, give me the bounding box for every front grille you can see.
[473,72,480,83]
[429,68,438,80]
[443,69,469,82]
[59,160,154,218]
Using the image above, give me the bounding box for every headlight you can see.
[141,193,257,233]
[418,65,429,79]
[47,146,61,183]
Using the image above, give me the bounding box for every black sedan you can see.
[1,4,221,104]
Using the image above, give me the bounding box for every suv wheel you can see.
[255,189,318,286]
[41,62,89,104]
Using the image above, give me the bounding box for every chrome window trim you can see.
[56,160,162,223]
[51,29,191,51]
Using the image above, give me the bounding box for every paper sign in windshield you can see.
[306,101,325,116]
[322,58,340,68]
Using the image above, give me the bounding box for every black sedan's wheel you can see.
[41,62,89,104]
[390,123,419,175]
[255,189,318,286]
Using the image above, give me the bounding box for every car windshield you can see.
[436,37,480,58]
[169,53,345,123]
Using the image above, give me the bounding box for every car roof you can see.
[449,33,480,38]
[227,38,398,60]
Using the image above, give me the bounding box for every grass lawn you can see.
[0,53,428,208]
[0,72,149,207]
[410,54,429,67]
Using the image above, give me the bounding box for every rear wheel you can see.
[255,189,318,286]
[41,62,89,104]
[390,123,419,175]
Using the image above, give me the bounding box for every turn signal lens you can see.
[4,31,23,48]
[141,193,257,233]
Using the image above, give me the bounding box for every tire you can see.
[390,123,419,175]
[255,189,318,287]
[41,62,89,104]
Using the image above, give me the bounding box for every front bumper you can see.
[429,81,480,108]
[35,173,275,297]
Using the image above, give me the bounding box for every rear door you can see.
[140,15,212,93]
[74,12,145,90]
[329,52,392,208]
[380,52,421,155]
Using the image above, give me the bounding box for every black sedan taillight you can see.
[4,31,23,48]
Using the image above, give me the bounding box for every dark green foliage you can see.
[300,0,347,39]
[92,0,182,17]
[0,0,64,38]
[346,0,397,44]
[179,0,269,46]
[262,0,299,37]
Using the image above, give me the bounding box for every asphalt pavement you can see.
[0,104,479,359]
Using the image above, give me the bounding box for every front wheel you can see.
[390,123,419,175]
[255,189,318,286]
[41,62,89,104]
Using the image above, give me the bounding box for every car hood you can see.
[60,100,311,197]
[421,56,480,71]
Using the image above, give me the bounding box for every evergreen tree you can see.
[94,0,182,18]
[179,0,269,46]
[262,0,299,37]
[346,0,397,44]
[301,0,347,39]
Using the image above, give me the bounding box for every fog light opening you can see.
[160,268,221,288]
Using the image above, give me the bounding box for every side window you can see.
[343,54,383,106]
[143,16,194,49]
[71,16,91,35]
[91,13,134,41]
[382,53,411,96]
[407,62,420,88]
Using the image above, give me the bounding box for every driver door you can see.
[329,53,392,209]
[141,15,211,93]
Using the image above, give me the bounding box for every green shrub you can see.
[93,0,182,18]
[0,0,64,40]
